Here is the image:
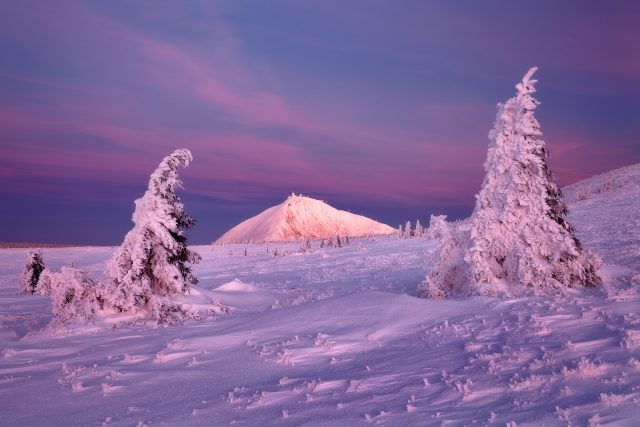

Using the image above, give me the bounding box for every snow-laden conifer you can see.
[104,149,202,316]
[418,68,601,298]
[18,250,45,294]
[415,220,423,237]
[404,221,413,239]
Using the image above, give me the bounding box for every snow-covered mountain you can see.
[215,194,395,244]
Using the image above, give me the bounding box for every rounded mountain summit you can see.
[215,194,396,244]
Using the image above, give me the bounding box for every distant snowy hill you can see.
[215,194,395,244]
[563,162,640,203]
[564,162,640,271]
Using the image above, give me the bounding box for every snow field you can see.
[1,164,639,425]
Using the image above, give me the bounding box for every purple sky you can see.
[1,1,639,245]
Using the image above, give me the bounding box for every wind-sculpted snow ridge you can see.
[215,193,395,244]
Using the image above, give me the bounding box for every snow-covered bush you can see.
[104,149,203,321]
[418,68,601,299]
[18,250,45,294]
[418,223,469,299]
[39,267,103,324]
[424,215,448,240]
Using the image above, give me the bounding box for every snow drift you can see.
[215,194,395,244]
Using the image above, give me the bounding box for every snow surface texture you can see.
[1,164,639,426]
[419,68,601,299]
[215,193,395,244]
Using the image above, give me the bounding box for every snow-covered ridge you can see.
[215,194,395,244]
[563,162,640,203]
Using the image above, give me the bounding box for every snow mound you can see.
[563,162,640,203]
[215,194,395,244]
[215,280,261,293]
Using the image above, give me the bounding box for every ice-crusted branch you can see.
[516,66,538,96]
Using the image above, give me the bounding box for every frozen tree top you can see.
[516,67,538,96]
[148,148,193,195]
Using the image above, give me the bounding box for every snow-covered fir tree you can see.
[418,68,601,299]
[404,221,413,239]
[415,219,423,237]
[104,149,202,317]
[18,250,45,294]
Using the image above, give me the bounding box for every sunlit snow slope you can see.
[564,162,640,271]
[215,194,395,244]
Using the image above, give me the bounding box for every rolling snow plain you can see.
[1,171,639,426]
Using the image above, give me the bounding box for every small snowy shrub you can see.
[424,215,448,240]
[18,250,45,294]
[104,149,204,322]
[39,267,103,324]
[419,68,601,299]
[418,222,469,298]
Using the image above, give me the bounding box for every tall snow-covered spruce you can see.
[418,68,601,299]
[105,149,202,319]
